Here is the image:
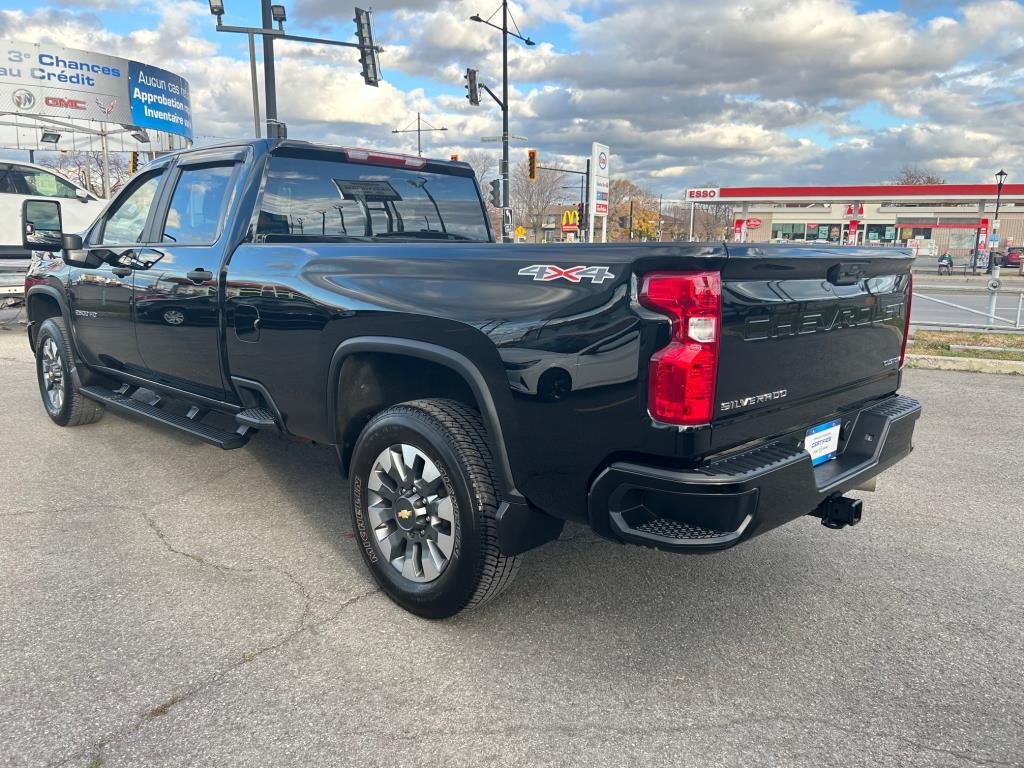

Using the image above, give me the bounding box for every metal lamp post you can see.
[988,169,1007,275]
[469,3,535,243]
[208,1,382,139]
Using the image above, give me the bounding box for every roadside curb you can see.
[906,354,1024,375]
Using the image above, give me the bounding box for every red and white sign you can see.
[978,217,989,248]
[847,219,859,245]
[733,218,745,242]
[745,217,762,230]
[686,187,720,200]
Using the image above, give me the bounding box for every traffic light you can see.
[129,151,139,175]
[354,8,381,87]
[527,149,537,181]
[464,68,480,106]
[488,178,502,208]
[578,202,586,229]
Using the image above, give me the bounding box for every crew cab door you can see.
[70,168,165,374]
[132,152,242,401]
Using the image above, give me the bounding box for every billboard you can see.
[0,40,192,140]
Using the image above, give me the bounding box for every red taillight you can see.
[899,272,913,369]
[639,271,721,425]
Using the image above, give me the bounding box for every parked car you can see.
[0,161,104,300]
[1002,247,1022,268]
[21,139,921,618]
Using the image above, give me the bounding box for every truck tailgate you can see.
[712,244,912,448]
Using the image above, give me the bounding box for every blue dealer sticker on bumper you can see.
[805,419,842,466]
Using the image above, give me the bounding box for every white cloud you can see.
[3,0,1023,195]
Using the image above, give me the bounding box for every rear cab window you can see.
[256,151,490,243]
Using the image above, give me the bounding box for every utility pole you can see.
[392,112,448,157]
[261,0,278,128]
[468,3,535,243]
[209,1,382,139]
[501,0,509,238]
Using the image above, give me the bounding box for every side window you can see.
[19,167,78,198]
[161,164,235,244]
[98,171,163,245]
[0,165,20,194]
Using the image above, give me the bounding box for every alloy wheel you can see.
[366,444,456,583]
[41,337,66,413]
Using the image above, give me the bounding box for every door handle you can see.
[187,268,214,283]
[111,266,132,278]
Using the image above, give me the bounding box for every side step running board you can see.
[80,385,252,450]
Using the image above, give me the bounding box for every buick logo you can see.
[12,89,35,110]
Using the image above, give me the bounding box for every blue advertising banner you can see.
[128,61,192,140]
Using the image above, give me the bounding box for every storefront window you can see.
[866,224,894,243]
[770,223,807,241]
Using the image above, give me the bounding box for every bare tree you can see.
[461,149,496,189]
[509,159,568,243]
[688,181,733,241]
[889,165,945,185]
[39,151,133,197]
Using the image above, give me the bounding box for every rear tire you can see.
[349,398,519,618]
[34,317,104,427]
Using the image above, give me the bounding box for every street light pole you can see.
[468,3,535,243]
[988,169,1007,276]
[501,0,509,240]
[210,2,383,138]
[986,170,1007,326]
[261,0,278,127]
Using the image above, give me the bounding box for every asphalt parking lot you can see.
[1,326,1022,768]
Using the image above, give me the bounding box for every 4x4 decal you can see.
[517,264,615,284]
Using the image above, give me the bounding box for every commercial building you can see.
[685,184,1024,260]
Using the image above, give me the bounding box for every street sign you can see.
[586,142,610,243]
[502,208,513,237]
[515,225,525,239]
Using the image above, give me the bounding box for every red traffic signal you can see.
[527,149,537,181]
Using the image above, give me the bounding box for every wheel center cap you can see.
[395,497,424,531]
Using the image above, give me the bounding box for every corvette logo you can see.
[518,264,615,284]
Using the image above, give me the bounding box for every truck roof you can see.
[162,138,474,175]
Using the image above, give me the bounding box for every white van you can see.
[0,162,106,299]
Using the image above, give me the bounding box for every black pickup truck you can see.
[21,139,921,618]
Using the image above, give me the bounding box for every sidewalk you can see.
[912,266,1024,291]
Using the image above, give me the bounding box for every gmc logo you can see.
[44,96,87,110]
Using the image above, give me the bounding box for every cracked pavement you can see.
[0,328,1022,767]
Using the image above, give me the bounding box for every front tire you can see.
[35,317,104,427]
[349,399,519,618]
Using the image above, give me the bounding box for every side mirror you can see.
[22,199,63,252]
[75,188,89,203]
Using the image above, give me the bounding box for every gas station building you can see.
[685,184,1024,260]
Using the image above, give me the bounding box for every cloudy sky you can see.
[3,0,1023,197]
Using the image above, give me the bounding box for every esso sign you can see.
[687,188,720,200]
[746,217,763,230]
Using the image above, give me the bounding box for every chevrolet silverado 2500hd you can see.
[21,139,921,617]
